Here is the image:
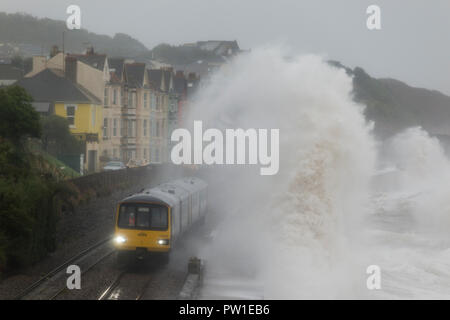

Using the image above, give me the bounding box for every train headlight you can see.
[158,239,169,245]
[114,236,127,244]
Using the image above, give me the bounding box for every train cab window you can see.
[151,207,167,229]
[136,207,150,227]
[118,204,168,230]
[118,206,136,227]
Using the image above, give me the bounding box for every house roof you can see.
[70,53,107,71]
[196,40,240,56]
[147,69,163,91]
[174,60,211,79]
[108,57,125,80]
[0,64,23,80]
[32,102,51,113]
[174,73,187,95]
[16,68,101,104]
[162,69,173,92]
[125,63,146,88]
[109,71,121,84]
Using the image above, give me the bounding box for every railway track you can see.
[15,237,114,300]
[97,271,153,300]
[97,271,126,300]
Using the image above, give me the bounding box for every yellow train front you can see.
[113,177,207,261]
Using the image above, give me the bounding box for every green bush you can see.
[0,86,63,275]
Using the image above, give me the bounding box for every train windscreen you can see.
[118,204,168,230]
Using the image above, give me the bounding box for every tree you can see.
[41,115,83,156]
[0,86,41,145]
[0,86,61,273]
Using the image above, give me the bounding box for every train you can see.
[113,177,208,261]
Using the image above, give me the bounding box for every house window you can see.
[143,148,147,160]
[128,91,132,107]
[151,119,156,137]
[155,148,160,163]
[143,120,147,136]
[128,120,136,137]
[66,106,76,126]
[127,91,136,108]
[113,89,117,105]
[156,120,160,137]
[120,119,124,137]
[104,87,109,106]
[113,119,117,136]
[103,118,108,138]
[151,93,156,110]
[144,93,148,108]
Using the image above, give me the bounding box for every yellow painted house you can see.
[54,102,102,137]
[17,68,103,173]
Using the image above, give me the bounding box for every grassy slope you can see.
[28,143,80,180]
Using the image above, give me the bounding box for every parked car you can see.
[103,161,126,171]
[126,159,148,168]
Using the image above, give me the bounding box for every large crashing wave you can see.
[187,47,376,298]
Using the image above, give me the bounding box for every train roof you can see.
[120,177,207,207]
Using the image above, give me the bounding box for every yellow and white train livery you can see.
[113,177,207,260]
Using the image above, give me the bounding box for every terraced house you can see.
[123,62,151,164]
[19,47,197,173]
[106,58,127,162]
[147,69,170,163]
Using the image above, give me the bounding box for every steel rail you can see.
[49,250,116,300]
[135,275,153,300]
[14,236,113,300]
[97,271,125,300]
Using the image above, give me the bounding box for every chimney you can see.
[86,46,95,55]
[65,56,77,82]
[50,45,60,58]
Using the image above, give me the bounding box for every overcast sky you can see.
[2,0,449,95]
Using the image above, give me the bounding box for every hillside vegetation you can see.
[0,12,149,57]
[0,86,75,275]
